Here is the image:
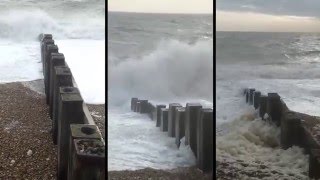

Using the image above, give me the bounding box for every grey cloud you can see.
[217,0,320,18]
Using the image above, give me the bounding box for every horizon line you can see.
[108,10,213,15]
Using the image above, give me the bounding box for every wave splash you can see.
[108,39,213,107]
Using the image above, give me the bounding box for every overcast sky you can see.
[217,0,320,32]
[108,0,213,14]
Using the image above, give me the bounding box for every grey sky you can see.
[217,0,320,18]
[217,0,320,32]
[109,0,213,14]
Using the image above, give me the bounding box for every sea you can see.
[216,31,320,179]
[0,0,105,104]
[108,12,213,170]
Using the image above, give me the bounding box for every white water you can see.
[108,13,213,170]
[0,2,105,104]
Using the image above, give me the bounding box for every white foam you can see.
[108,39,213,107]
[0,41,42,83]
[56,39,105,104]
[217,111,309,179]
[108,109,196,171]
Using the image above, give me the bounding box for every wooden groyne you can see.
[131,98,213,173]
[244,88,320,179]
[39,34,105,180]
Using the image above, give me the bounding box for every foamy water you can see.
[216,32,320,178]
[0,0,105,104]
[108,12,213,170]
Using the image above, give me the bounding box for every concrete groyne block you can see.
[168,103,182,137]
[185,103,202,157]
[259,95,268,119]
[160,108,169,132]
[267,93,282,126]
[44,44,59,104]
[197,108,213,172]
[156,105,166,127]
[280,111,303,149]
[253,91,261,109]
[68,139,105,180]
[309,149,320,179]
[49,53,65,118]
[52,87,80,144]
[175,107,185,148]
[57,93,85,179]
[131,98,138,111]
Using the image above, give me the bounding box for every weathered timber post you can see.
[243,88,248,96]
[44,44,59,104]
[185,103,202,157]
[136,102,141,113]
[139,100,149,113]
[52,66,73,143]
[131,98,138,111]
[156,105,166,127]
[253,91,261,109]
[309,149,320,179]
[267,93,282,126]
[280,111,303,149]
[41,39,54,71]
[249,88,255,105]
[69,139,105,180]
[68,124,104,180]
[175,107,185,148]
[259,95,267,119]
[160,108,169,132]
[168,103,182,137]
[49,53,65,118]
[57,92,85,179]
[197,108,213,172]
[52,87,80,144]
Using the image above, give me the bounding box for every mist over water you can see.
[108,12,213,170]
[0,0,105,104]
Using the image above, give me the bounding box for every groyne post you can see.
[52,87,80,144]
[49,53,65,118]
[185,103,202,156]
[57,93,85,179]
[175,107,186,148]
[68,124,104,180]
[44,44,59,104]
[267,93,282,125]
[197,108,213,172]
[309,149,320,179]
[168,103,182,137]
[131,98,138,111]
[259,95,268,119]
[160,108,169,132]
[249,88,255,105]
[139,100,149,113]
[253,91,261,109]
[280,111,303,149]
[156,105,166,127]
[52,66,73,144]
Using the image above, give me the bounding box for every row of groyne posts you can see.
[39,34,105,180]
[244,88,320,179]
[131,98,213,172]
